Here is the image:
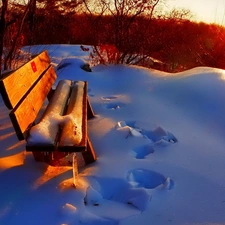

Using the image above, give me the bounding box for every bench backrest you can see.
[0,51,57,140]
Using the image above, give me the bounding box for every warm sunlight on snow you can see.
[33,166,72,189]
[219,69,225,81]
[0,152,25,171]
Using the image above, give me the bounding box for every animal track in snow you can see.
[127,169,174,190]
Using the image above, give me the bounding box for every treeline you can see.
[28,12,225,72]
[2,1,225,73]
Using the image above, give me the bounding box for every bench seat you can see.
[27,80,88,151]
[0,50,96,166]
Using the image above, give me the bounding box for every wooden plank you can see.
[31,151,69,166]
[26,144,55,152]
[26,80,72,150]
[10,65,57,140]
[58,81,87,151]
[0,51,50,109]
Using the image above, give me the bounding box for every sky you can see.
[165,0,225,25]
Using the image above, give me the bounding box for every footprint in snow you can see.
[101,95,127,110]
[83,177,150,217]
[127,169,174,190]
[142,126,178,144]
[83,171,174,219]
[101,96,117,100]
[132,144,154,159]
[104,102,125,110]
[117,121,178,144]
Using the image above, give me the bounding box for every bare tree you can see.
[4,0,37,70]
[82,0,164,65]
[0,0,8,75]
[0,0,38,76]
[167,8,193,21]
[37,0,84,14]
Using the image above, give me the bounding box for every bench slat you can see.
[0,51,50,109]
[10,65,57,140]
[26,80,72,151]
[58,81,87,151]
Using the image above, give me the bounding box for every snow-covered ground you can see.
[1,44,225,225]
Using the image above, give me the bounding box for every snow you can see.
[1,44,225,225]
[28,80,72,145]
[28,80,85,146]
[59,81,85,146]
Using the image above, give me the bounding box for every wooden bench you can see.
[0,50,96,166]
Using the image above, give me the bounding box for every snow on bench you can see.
[0,50,96,166]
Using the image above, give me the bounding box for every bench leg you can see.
[82,137,97,165]
[87,97,95,119]
[72,153,78,187]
